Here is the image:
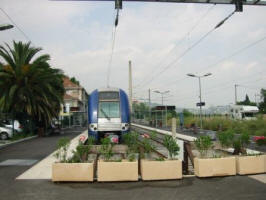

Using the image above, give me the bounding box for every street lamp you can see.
[153,90,170,128]
[0,23,14,31]
[187,73,212,129]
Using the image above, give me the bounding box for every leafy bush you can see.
[54,137,71,163]
[122,132,139,153]
[142,138,156,154]
[217,129,234,148]
[163,135,180,159]
[194,136,213,158]
[100,137,114,161]
[70,144,91,163]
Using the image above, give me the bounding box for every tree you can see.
[237,94,256,106]
[0,41,65,128]
[259,89,266,114]
[70,77,80,86]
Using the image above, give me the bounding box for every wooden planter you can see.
[194,157,236,177]
[52,162,94,182]
[97,159,138,182]
[236,155,265,175]
[140,159,182,180]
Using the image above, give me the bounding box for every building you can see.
[60,77,89,127]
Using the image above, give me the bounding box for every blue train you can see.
[88,88,130,142]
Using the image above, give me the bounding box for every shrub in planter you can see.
[141,135,182,180]
[52,137,95,182]
[218,131,265,175]
[97,137,138,182]
[194,135,236,177]
[194,136,213,158]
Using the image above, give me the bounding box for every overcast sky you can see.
[1,0,266,108]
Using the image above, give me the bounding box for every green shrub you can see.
[122,132,139,153]
[70,144,92,163]
[217,129,234,148]
[54,137,71,163]
[163,135,180,159]
[100,137,114,161]
[194,136,213,158]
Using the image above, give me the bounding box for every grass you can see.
[10,132,35,141]
[177,115,266,136]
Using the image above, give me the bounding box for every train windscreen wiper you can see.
[100,108,110,120]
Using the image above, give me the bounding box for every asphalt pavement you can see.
[0,126,265,200]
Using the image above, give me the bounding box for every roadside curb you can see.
[0,135,38,149]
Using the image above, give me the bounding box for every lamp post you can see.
[153,90,170,128]
[187,73,212,129]
[0,24,14,31]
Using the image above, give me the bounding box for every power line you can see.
[137,9,236,90]
[0,7,33,44]
[134,4,216,89]
[199,35,266,73]
[106,9,120,87]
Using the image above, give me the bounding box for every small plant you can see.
[194,136,213,158]
[127,153,136,162]
[149,131,157,140]
[100,137,114,161]
[123,132,139,153]
[232,132,250,155]
[54,137,71,163]
[163,135,180,159]
[70,144,91,163]
[217,129,234,148]
[142,136,156,154]
[155,157,164,161]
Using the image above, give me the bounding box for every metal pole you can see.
[161,94,163,128]
[199,77,203,129]
[235,84,238,105]
[129,61,133,114]
[148,89,151,124]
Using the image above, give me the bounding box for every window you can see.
[99,102,120,118]
[99,92,119,100]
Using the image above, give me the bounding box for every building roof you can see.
[64,93,79,101]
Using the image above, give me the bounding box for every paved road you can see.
[0,127,265,200]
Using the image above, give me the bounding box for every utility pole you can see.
[148,89,151,125]
[198,76,202,130]
[235,84,238,105]
[129,61,133,114]
[187,73,212,130]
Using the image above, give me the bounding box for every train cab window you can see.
[99,101,120,118]
[99,92,119,100]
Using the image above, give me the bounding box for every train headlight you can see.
[121,123,129,131]
[89,123,97,131]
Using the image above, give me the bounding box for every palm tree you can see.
[0,41,65,130]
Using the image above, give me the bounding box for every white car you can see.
[0,126,13,140]
[2,120,23,133]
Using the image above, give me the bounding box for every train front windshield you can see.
[99,102,120,118]
[98,91,120,119]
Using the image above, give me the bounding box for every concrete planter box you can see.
[194,157,236,177]
[52,162,94,182]
[97,159,138,182]
[264,155,266,173]
[140,159,182,180]
[236,155,265,175]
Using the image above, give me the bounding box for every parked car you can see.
[0,123,13,140]
[1,120,23,133]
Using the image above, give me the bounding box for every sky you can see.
[0,0,266,109]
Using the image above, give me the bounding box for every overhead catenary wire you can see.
[134,4,216,89]
[106,9,120,88]
[0,7,34,44]
[136,9,236,90]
